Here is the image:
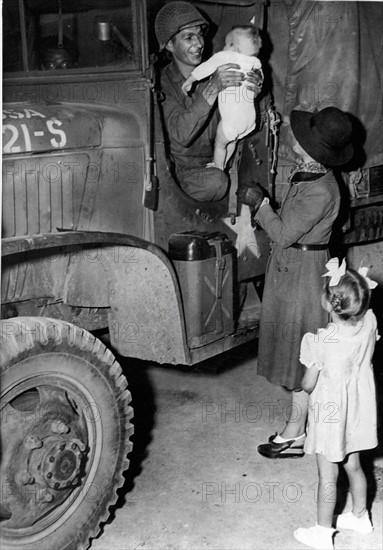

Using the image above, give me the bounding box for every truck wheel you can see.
[0,317,133,550]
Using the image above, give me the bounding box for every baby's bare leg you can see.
[316,453,339,527]
[213,121,230,170]
[225,140,237,167]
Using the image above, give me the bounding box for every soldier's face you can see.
[166,25,205,71]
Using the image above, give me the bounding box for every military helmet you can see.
[155,1,208,50]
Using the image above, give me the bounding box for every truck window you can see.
[3,0,138,74]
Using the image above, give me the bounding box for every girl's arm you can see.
[301,365,320,394]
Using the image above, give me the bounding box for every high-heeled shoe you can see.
[257,432,305,458]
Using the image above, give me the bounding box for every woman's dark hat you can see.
[290,107,354,167]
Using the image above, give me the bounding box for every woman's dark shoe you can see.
[257,432,305,458]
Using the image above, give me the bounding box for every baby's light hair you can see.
[231,25,262,50]
[324,268,371,322]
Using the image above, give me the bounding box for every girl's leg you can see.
[294,454,336,548]
[316,453,339,527]
[336,452,373,534]
[280,388,309,440]
[342,452,367,516]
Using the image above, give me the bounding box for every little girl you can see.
[294,258,379,550]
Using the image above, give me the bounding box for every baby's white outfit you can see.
[189,50,262,142]
[300,309,379,462]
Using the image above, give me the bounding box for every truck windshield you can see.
[3,0,138,74]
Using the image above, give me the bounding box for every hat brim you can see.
[290,110,354,167]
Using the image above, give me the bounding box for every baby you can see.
[182,25,263,170]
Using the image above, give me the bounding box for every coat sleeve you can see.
[256,181,334,247]
[161,70,215,147]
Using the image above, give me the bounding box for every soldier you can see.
[155,1,264,202]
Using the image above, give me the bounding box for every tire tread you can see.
[1,317,133,550]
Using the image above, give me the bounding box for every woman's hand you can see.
[202,63,244,105]
[237,181,265,209]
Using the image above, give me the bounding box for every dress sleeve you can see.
[366,309,381,341]
[300,332,324,370]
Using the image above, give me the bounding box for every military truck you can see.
[1,1,274,548]
[2,1,382,549]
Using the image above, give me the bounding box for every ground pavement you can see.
[92,340,383,550]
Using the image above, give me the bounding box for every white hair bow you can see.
[322,258,346,286]
[322,257,378,289]
[358,267,378,289]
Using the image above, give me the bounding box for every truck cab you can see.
[2,0,271,365]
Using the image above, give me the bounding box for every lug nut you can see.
[17,471,35,485]
[72,438,86,452]
[24,435,43,450]
[41,489,54,503]
[51,420,70,434]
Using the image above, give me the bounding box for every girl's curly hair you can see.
[324,268,371,321]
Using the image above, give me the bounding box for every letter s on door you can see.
[47,119,67,148]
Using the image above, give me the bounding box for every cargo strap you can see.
[265,108,282,201]
[228,141,244,224]
[208,238,226,334]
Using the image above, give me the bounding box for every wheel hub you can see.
[40,438,85,490]
[2,421,87,527]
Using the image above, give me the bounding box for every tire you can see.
[0,317,134,550]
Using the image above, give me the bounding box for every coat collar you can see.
[165,59,186,84]
[289,161,328,183]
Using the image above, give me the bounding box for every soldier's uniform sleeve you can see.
[160,63,216,147]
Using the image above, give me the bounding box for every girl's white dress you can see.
[300,309,379,462]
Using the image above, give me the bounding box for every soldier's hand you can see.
[213,63,245,91]
[246,68,264,95]
[181,81,192,95]
[203,63,244,105]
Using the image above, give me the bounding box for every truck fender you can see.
[2,232,190,365]
[60,239,190,365]
[100,244,190,365]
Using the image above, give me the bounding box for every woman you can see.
[255,106,354,458]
